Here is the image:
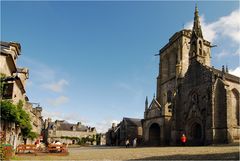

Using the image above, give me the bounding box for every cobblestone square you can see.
[13,145,239,160]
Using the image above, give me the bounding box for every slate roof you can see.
[122,117,142,127]
[210,67,240,83]
[49,122,93,132]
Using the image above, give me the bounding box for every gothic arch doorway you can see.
[190,122,203,145]
[149,123,160,146]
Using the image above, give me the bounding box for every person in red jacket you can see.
[181,134,187,146]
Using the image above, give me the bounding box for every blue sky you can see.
[1,1,239,132]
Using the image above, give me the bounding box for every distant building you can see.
[43,119,97,145]
[106,123,117,146]
[99,134,106,145]
[106,118,142,146]
[0,41,43,147]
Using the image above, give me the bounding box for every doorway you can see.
[149,123,160,146]
[190,123,203,145]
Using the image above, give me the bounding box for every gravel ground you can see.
[12,145,239,160]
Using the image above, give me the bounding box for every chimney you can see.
[222,65,225,73]
[226,65,229,73]
[112,123,116,129]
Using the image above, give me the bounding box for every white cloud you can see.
[93,119,120,133]
[42,79,68,92]
[185,10,240,59]
[229,66,240,77]
[186,10,240,44]
[214,10,240,44]
[215,50,230,59]
[48,96,69,106]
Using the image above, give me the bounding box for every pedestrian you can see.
[35,139,40,149]
[133,138,137,148]
[181,134,187,146]
[125,139,129,148]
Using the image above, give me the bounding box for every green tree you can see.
[27,132,39,141]
[96,133,101,145]
[1,100,35,144]
[0,100,19,122]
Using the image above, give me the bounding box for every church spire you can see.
[189,5,209,65]
[145,96,148,110]
[193,4,203,38]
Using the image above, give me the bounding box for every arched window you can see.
[191,40,196,57]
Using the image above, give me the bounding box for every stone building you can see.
[43,119,97,145]
[25,102,44,137]
[143,6,240,145]
[105,123,118,146]
[106,117,142,146]
[0,41,43,147]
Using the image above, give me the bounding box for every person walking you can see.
[125,139,130,148]
[133,138,137,148]
[181,134,187,146]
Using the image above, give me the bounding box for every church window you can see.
[191,40,196,57]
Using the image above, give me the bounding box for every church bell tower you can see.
[189,5,211,66]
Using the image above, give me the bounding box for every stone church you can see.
[143,6,240,145]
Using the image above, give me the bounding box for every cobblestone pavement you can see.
[12,145,239,160]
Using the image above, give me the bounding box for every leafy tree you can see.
[15,101,32,141]
[1,100,35,143]
[27,132,39,141]
[1,100,19,122]
[96,133,101,145]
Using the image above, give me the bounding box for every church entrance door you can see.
[149,123,160,146]
[190,122,203,145]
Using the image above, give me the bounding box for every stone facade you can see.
[43,119,97,145]
[106,118,142,146]
[0,41,43,147]
[143,6,240,146]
